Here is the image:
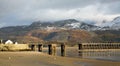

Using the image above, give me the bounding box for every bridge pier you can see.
[78,43,82,50]
[48,44,56,56]
[31,44,36,51]
[61,43,66,57]
[38,44,43,52]
[118,44,120,49]
[117,44,119,49]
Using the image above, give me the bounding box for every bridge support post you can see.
[61,43,66,57]
[38,44,43,52]
[48,44,56,56]
[119,44,120,49]
[78,43,82,50]
[31,44,35,51]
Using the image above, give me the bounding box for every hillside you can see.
[0,19,120,45]
[0,28,97,44]
[94,30,120,42]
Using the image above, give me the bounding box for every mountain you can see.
[0,18,120,44]
[0,19,100,34]
[0,19,100,44]
[111,16,120,30]
[29,19,100,31]
[93,16,120,42]
[101,16,120,30]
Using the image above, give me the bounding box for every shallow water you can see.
[78,51,120,62]
[42,47,120,62]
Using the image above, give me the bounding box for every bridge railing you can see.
[78,43,120,49]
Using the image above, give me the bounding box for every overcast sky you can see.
[0,0,120,27]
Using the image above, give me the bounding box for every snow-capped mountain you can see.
[1,17,120,31]
[101,16,120,30]
[29,19,100,31]
[111,17,120,30]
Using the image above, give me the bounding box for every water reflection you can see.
[78,50,120,61]
[42,47,120,61]
[79,51,120,56]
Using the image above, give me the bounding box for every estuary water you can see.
[42,47,120,62]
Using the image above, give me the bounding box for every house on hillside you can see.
[0,39,18,44]
[5,40,13,44]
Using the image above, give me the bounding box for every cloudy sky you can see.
[0,0,120,27]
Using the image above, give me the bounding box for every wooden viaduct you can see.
[29,43,120,56]
[78,43,120,50]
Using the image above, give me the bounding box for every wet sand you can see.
[0,52,120,66]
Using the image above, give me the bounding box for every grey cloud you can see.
[0,0,120,27]
[93,0,120,14]
[103,2,120,14]
[98,0,120,4]
[30,1,96,10]
[0,0,119,16]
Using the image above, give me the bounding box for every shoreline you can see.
[0,52,120,66]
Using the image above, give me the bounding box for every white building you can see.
[15,42,18,44]
[5,40,13,44]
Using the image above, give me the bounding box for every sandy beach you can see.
[0,52,119,66]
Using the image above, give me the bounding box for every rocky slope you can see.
[0,19,99,44]
[28,19,100,31]
[0,18,120,44]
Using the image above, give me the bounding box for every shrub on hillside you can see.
[0,44,30,51]
[0,44,13,51]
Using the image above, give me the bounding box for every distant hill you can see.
[94,30,120,42]
[101,16,120,30]
[0,19,120,45]
[28,19,100,31]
